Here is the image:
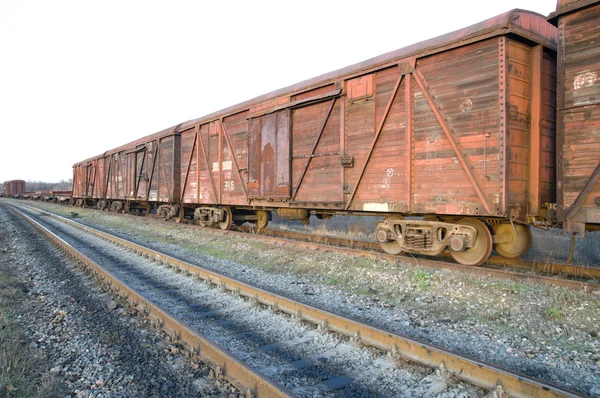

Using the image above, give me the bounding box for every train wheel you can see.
[492,223,532,259]
[111,201,123,213]
[256,210,269,230]
[379,215,404,255]
[450,218,492,266]
[219,207,233,230]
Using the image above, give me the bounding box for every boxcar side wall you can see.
[505,39,557,222]
[69,10,558,228]
[555,2,600,233]
[170,35,556,222]
[409,38,504,217]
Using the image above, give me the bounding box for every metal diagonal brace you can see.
[135,150,147,199]
[158,140,171,203]
[197,128,218,204]
[180,133,197,203]
[292,98,337,201]
[220,121,248,199]
[566,161,600,221]
[413,67,492,215]
[345,73,405,210]
[146,144,158,201]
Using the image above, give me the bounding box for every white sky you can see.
[0,0,557,183]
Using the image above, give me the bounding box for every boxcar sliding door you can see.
[247,110,291,199]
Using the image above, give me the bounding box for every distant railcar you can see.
[51,190,73,204]
[73,9,561,266]
[549,0,600,237]
[3,180,26,197]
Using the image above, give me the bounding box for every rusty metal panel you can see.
[180,128,198,203]
[275,111,291,197]
[91,159,100,198]
[76,166,84,198]
[344,77,375,207]
[125,152,136,199]
[247,118,260,198]
[97,157,105,199]
[259,113,276,197]
[145,141,157,201]
[105,155,115,199]
[347,67,406,212]
[408,38,502,216]
[109,151,126,200]
[135,148,147,200]
[556,2,600,227]
[156,136,175,203]
[196,124,216,204]
[84,162,95,198]
[247,111,291,199]
[506,40,534,218]
[208,122,221,204]
[292,98,341,203]
[118,151,127,199]
[72,166,83,198]
[221,111,250,205]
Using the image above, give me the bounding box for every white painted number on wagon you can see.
[224,181,235,191]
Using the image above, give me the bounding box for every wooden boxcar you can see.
[3,180,26,197]
[549,0,600,236]
[73,9,558,266]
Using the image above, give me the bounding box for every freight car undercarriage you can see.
[71,197,535,267]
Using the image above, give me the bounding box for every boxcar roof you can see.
[548,0,599,25]
[75,8,556,167]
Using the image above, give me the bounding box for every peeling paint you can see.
[574,70,598,90]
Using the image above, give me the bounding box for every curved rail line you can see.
[3,201,584,398]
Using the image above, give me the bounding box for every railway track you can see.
[6,199,600,294]
[2,201,584,397]
[254,228,600,293]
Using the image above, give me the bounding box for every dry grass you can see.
[0,271,61,398]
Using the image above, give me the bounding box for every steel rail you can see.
[7,199,599,291]
[10,202,584,398]
[4,203,293,398]
[256,229,600,292]
[255,228,600,282]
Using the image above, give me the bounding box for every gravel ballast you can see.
[6,200,600,396]
[0,204,238,397]
[19,203,487,397]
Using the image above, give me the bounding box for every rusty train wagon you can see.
[73,10,558,266]
[549,0,600,237]
[3,180,26,197]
